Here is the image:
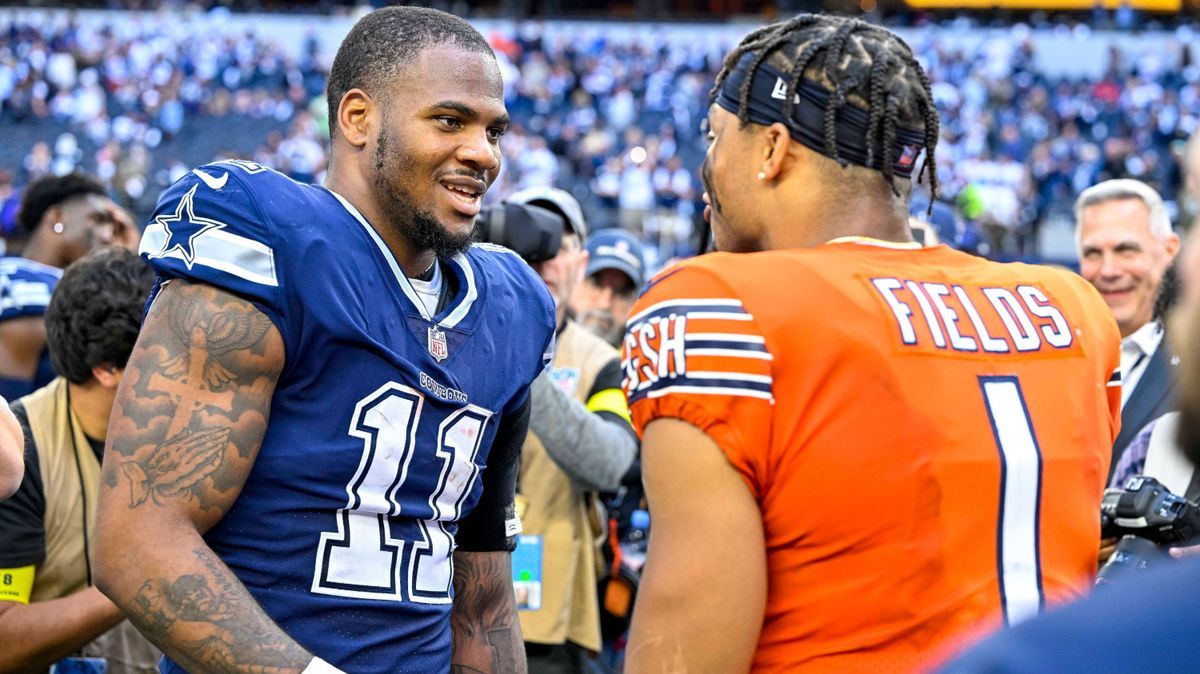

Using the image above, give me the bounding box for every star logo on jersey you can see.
[151,184,227,269]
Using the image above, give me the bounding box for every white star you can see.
[152,184,227,269]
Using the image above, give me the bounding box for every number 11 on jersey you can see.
[979,375,1045,626]
[312,382,491,604]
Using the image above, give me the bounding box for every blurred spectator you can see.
[0,247,159,674]
[0,12,1197,263]
[506,187,638,674]
[0,173,140,402]
[570,228,647,348]
[1075,179,1181,478]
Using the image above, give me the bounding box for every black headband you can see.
[714,52,926,179]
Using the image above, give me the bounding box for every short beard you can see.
[372,126,475,260]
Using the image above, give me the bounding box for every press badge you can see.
[511,534,543,612]
[50,658,109,674]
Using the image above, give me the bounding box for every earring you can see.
[53,222,64,234]
[757,172,766,181]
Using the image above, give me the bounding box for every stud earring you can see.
[53,222,64,234]
[757,172,766,181]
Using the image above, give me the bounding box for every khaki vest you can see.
[22,378,160,674]
[517,321,616,652]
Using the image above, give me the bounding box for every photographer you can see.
[0,248,159,673]
[482,187,638,672]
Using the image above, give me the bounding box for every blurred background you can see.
[0,0,1197,270]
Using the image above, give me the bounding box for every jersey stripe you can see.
[684,348,774,360]
[142,222,278,287]
[644,385,774,401]
[627,297,744,324]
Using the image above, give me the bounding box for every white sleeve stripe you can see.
[686,333,767,344]
[682,311,754,321]
[685,371,773,384]
[685,348,774,360]
[627,297,744,324]
[645,385,774,401]
[142,222,278,287]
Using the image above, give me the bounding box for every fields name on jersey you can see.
[871,279,1073,353]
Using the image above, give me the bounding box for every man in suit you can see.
[1076,179,1181,480]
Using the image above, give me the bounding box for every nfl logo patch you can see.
[428,325,449,362]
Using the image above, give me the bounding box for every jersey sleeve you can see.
[621,264,775,497]
[138,165,285,331]
[0,259,60,322]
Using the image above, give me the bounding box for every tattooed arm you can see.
[449,550,526,674]
[93,280,314,674]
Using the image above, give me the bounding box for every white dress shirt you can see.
[1120,320,1164,408]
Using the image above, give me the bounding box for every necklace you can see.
[415,258,437,282]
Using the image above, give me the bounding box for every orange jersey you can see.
[622,241,1121,673]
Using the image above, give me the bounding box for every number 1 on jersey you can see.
[979,376,1045,626]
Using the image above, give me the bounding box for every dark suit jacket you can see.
[1111,340,1178,481]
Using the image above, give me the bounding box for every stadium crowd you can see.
[0,10,1197,265]
[3,5,1200,674]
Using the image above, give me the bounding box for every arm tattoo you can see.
[105,281,280,520]
[99,281,308,672]
[450,551,526,674]
[127,547,311,674]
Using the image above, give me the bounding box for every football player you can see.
[622,15,1122,673]
[93,8,554,674]
[0,173,140,401]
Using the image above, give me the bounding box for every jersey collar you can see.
[327,189,479,328]
[825,235,923,250]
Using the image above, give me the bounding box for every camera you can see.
[474,202,563,264]
[1096,475,1200,584]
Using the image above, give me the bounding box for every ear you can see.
[336,88,374,150]
[759,122,793,183]
[92,364,122,390]
[1166,232,1183,260]
[41,205,62,231]
[575,250,590,283]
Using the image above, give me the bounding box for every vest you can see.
[517,321,615,652]
[22,378,160,674]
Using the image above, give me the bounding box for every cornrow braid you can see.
[709,14,941,206]
[881,93,901,196]
[863,54,891,170]
[914,65,941,201]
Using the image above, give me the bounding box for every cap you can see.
[505,186,588,242]
[585,228,646,290]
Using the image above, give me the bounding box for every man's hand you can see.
[1098,537,1117,569]
[98,200,141,250]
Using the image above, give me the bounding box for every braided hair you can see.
[710,15,939,202]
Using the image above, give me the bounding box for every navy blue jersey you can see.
[0,257,61,400]
[139,161,556,673]
[938,557,1200,673]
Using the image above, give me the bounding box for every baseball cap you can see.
[505,186,588,242]
[586,229,646,290]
